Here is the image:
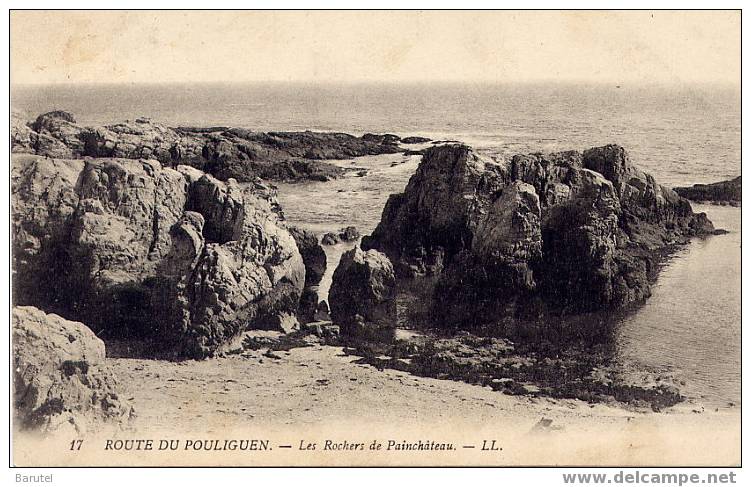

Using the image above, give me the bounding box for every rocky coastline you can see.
[11,110,427,183]
[362,144,716,334]
[11,112,728,433]
[674,176,741,206]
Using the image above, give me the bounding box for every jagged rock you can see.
[11,112,402,183]
[363,144,716,332]
[329,248,397,341]
[363,144,506,276]
[321,232,340,245]
[11,111,35,153]
[287,226,327,324]
[73,158,188,277]
[339,225,360,242]
[43,158,188,334]
[288,227,327,286]
[30,110,86,158]
[12,306,133,434]
[11,155,86,307]
[153,177,305,357]
[674,176,741,206]
[12,154,306,357]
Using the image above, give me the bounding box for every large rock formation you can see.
[287,226,328,324]
[674,176,741,206]
[11,111,403,183]
[13,306,133,434]
[287,227,327,287]
[362,144,716,332]
[154,175,305,356]
[329,248,397,341]
[12,153,305,358]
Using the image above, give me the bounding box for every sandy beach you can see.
[15,343,739,467]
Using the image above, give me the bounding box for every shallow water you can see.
[14,81,741,408]
[276,152,423,299]
[277,158,741,409]
[614,205,741,408]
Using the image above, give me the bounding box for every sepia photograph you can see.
[6,7,743,472]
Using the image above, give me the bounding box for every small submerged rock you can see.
[340,226,360,241]
[321,226,361,246]
[322,232,340,246]
[401,136,432,144]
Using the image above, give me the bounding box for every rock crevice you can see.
[12,153,305,358]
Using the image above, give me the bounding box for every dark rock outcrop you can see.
[321,232,340,245]
[152,174,305,356]
[11,112,402,183]
[352,330,683,410]
[288,227,327,287]
[13,306,134,434]
[362,144,716,333]
[321,226,361,246]
[339,225,360,242]
[362,133,401,145]
[12,154,305,358]
[287,226,328,323]
[674,176,741,206]
[329,248,397,341]
[401,136,432,144]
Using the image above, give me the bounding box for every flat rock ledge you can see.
[674,176,741,206]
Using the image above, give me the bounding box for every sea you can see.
[11,82,741,409]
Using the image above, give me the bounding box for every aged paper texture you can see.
[9,10,741,467]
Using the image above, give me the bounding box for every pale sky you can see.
[10,10,740,86]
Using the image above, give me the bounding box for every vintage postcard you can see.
[8,9,741,468]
